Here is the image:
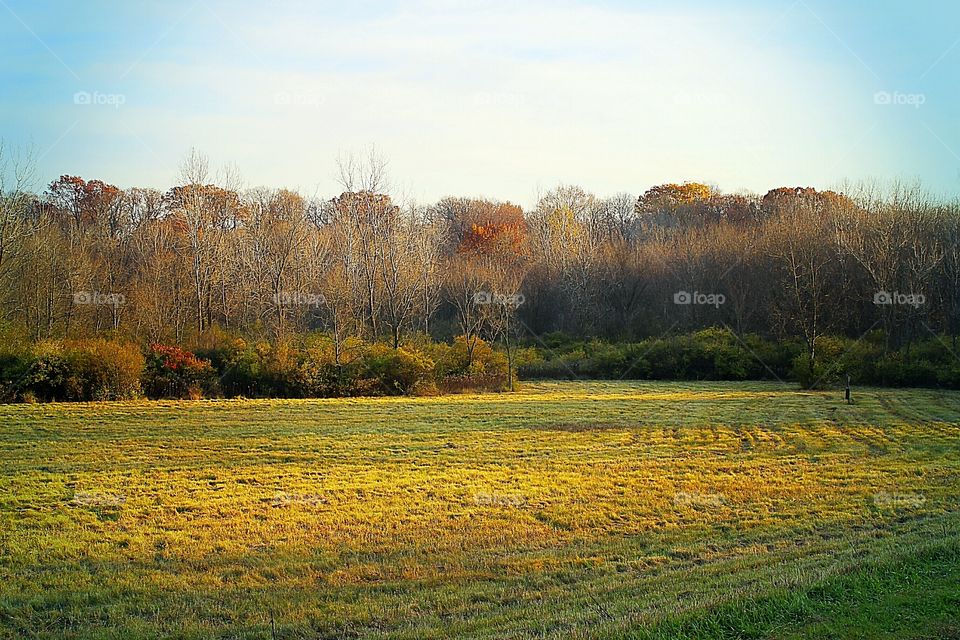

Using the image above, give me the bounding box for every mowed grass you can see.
[1,381,959,639]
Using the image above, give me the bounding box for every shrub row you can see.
[192,334,511,399]
[520,328,960,389]
[0,334,512,402]
[519,328,799,381]
[790,332,960,389]
[4,327,958,401]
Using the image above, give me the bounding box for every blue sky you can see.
[1,0,958,205]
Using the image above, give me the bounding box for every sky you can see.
[1,0,959,207]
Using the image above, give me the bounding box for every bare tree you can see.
[766,201,836,369]
[242,188,310,339]
[169,149,241,336]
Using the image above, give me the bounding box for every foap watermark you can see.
[273,90,325,109]
[273,291,325,307]
[473,291,525,307]
[73,291,125,305]
[72,491,126,507]
[873,290,925,308]
[73,90,126,109]
[473,492,526,508]
[270,491,327,507]
[873,491,925,509]
[674,491,726,508]
[673,290,725,308]
[873,90,925,109]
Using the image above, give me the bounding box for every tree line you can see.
[1,145,959,394]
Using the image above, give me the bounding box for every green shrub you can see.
[936,362,960,388]
[873,353,939,387]
[517,357,578,380]
[0,351,31,402]
[792,336,856,389]
[23,344,76,402]
[693,328,752,379]
[644,336,702,379]
[196,336,264,397]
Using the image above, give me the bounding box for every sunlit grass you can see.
[1,381,959,638]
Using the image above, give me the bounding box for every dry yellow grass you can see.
[1,381,959,638]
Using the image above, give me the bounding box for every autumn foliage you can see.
[453,201,527,255]
[2,146,959,397]
[143,344,216,399]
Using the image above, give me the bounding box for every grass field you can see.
[1,381,959,639]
